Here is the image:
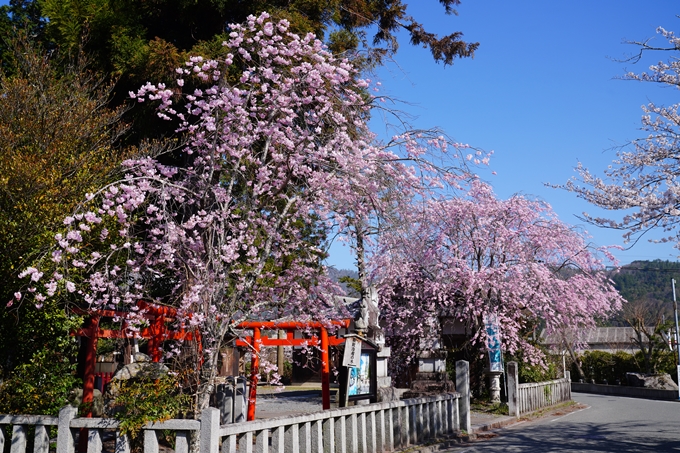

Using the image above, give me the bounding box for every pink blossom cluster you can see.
[17,12,464,410]
[561,26,680,252]
[372,181,623,369]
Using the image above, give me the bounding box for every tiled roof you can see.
[541,326,654,345]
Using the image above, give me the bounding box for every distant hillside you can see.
[608,260,680,326]
[327,267,360,298]
[331,260,680,320]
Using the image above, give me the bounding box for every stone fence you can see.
[506,361,572,418]
[214,392,465,453]
[0,361,473,453]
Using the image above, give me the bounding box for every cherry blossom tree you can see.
[14,12,477,414]
[14,13,373,412]
[560,26,680,251]
[372,181,623,372]
[328,130,480,309]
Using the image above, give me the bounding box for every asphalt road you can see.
[445,392,680,452]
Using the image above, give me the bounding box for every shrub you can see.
[572,350,653,385]
[281,360,293,385]
[0,305,81,416]
[636,349,678,383]
[110,371,190,440]
[507,347,562,384]
[0,348,80,415]
[517,358,560,384]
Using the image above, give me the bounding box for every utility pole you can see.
[672,279,680,400]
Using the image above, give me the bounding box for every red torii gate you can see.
[77,303,350,422]
[235,320,350,420]
[75,301,201,417]
[74,302,201,453]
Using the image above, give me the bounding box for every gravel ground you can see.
[254,392,337,419]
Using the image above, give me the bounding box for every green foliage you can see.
[575,350,622,384]
[0,302,81,415]
[338,275,362,298]
[634,349,677,381]
[507,347,561,384]
[2,1,478,143]
[470,400,509,416]
[0,346,80,415]
[570,350,678,385]
[0,35,136,414]
[96,338,117,357]
[0,33,135,308]
[111,372,190,439]
[280,360,293,386]
[0,301,81,375]
[0,1,47,75]
[517,359,560,384]
[608,260,680,326]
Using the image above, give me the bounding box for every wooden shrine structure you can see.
[75,302,351,421]
[235,320,350,420]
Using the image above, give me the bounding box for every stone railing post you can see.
[214,383,234,425]
[233,377,247,423]
[200,408,220,453]
[455,360,470,433]
[565,371,572,401]
[507,362,519,418]
[215,377,246,425]
[56,406,77,453]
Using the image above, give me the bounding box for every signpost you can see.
[339,337,377,406]
[342,336,362,368]
[672,279,680,400]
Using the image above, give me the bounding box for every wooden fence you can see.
[506,361,571,418]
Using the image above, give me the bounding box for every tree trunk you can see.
[195,337,219,415]
[562,334,585,381]
[354,225,369,301]
[277,329,285,379]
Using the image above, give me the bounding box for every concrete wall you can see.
[571,382,680,401]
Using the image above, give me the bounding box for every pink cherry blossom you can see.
[373,181,622,372]
[558,26,680,254]
[15,12,614,415]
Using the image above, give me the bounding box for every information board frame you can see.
[339,347,377,405]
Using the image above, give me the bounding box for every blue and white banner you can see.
[483,314,503,372]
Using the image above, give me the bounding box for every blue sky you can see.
[328,1,680,270]
[3,1,678,269]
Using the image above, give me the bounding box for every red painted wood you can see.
[320,326,331,410]
[235,336,345,347]
[82,315,99,416]
[236,320,350,329]
[247,327,261,421]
